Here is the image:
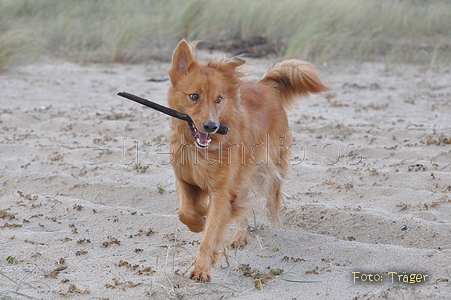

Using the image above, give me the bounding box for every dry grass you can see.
[0,30,33,71]
[1,0,451,68]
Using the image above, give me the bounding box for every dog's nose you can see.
[203,120,218,133]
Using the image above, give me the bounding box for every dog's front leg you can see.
[189,189,231,282]
[176,179,209,233]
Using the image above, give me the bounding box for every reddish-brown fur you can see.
[167,40,329,282]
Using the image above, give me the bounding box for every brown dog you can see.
[167,40,329,282]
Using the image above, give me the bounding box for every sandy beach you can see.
[1,55,451,299]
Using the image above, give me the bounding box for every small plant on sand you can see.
[0,269,50,299]
[238,264,320,290]
[6,256,16,264]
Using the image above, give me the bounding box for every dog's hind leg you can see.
[176,179,209,233]
[266,139,290,226]
[229,215,249,248]
[266,177,283,226]
[228,189,252,248]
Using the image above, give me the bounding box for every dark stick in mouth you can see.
[117,92,228,135]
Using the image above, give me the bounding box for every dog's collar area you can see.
[188,121,211,149]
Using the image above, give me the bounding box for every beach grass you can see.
[1,0,450,68]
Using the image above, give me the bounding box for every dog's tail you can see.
[259,59,330,110]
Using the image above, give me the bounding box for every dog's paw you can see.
[189,265,211,282]
[178,212,205,233]
[229,234,248,249]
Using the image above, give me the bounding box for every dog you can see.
[167,40,329,282]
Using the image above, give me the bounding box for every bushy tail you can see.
[259,59,330,109]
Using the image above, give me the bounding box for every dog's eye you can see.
[189,93,199,101]
[215,96,222,104]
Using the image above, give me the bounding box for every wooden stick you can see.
[117,92,228,135]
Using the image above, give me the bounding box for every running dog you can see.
[167,40,329,281]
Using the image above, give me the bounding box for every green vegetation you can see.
[6,255,16,264]
[0,268,50,299]
[1,0,450,69]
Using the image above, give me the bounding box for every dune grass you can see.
[0,0,451,69]
[0,30,29,71]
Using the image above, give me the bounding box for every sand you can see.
[0,55,450,299]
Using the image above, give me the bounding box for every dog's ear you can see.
[217,56,246,76]
[170,40,196,75]
[224,57,246,69]
[215,57,246,86]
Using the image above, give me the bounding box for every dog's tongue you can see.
[198,132,210,145]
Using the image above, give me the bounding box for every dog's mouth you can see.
[188,121,211,149]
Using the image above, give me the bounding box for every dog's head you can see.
[167,40,245,148]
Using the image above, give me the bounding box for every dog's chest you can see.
[171,146,229,189]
